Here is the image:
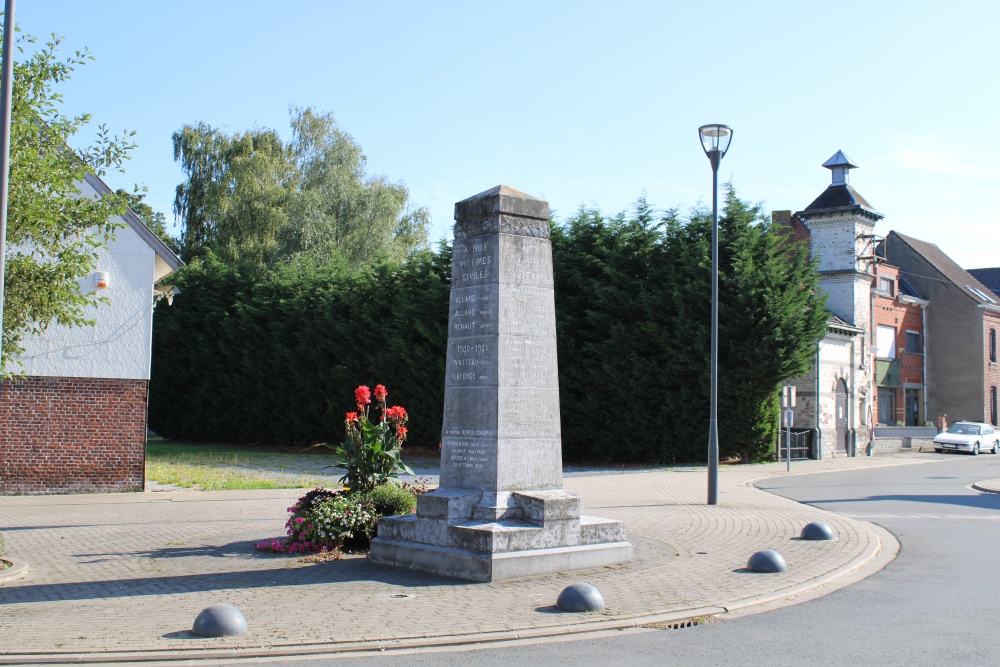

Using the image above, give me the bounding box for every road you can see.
[265,454,1000,667]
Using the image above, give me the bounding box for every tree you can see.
[279,107,429,269]
[2,31,136,374]
[172,107,429,271]
[553,188,827,462]
[172,123,290,268]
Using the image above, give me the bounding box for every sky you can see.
[14,0,1000,268]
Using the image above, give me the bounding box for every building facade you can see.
[0,173,182,495]
[883,232,1000,428]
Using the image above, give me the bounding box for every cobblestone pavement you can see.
[0,453,941,663]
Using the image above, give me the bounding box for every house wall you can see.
[984,311,1000,425]
[871,266,926,426]
[816,333,862,459]
[0,377,147,494]
[884,236,983,424]
[14,178,157,380]
[1,178,161,495]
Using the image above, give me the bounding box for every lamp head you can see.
[698,124,733,163]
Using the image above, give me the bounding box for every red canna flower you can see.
[396,425,408,441]
[373,384,388,401]
[386,405,407,421]
[355,385,371,408]
[345,412,358,423]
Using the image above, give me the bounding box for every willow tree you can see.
[172,107,429,271]
[1,31,135,374]
[172,123,290,268]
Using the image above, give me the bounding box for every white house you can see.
[0,172,183,495]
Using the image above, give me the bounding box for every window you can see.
[879,277,894,295]
[967,285,997,304]
[992,387,998,426]
[876,325,897,359]
[905,330,921,354]
[991,329,997,363]
[877,388,896,424]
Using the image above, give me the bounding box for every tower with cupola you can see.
[796,150,883,332]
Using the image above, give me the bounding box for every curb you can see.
[738,454,947,489]
[0,558,28,584]
[972,479,1000,494]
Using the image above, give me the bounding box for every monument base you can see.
[369,489,632,582]
[370,536,633,582]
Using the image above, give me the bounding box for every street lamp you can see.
[698,123,732,506]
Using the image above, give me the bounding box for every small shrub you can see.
[308,495,377,550]
[255,487,342,553]
[895,420,905,427]
[363,483,417,517]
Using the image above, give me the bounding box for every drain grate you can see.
[643,617,715,630]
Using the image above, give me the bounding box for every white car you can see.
[933,422,1000,455]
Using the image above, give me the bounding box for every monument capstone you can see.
[370,185,632,581]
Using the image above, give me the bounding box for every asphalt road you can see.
[266,454,1000,667]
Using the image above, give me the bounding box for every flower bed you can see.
[255,384,425,555]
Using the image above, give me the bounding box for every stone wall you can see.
[0,376,147,495]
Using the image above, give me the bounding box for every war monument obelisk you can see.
[370,185,631,581]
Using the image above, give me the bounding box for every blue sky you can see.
[16,0,999,268]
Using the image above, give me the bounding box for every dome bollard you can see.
[800,521,835,541]
[192,604,248,637]
[746,549,787,573]
[557,583,605,612]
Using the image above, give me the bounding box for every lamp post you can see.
[698,124,732,506]
[0,0,15,376]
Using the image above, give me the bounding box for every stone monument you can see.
[370,185,632,582]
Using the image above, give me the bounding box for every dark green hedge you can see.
[149,248,452,449]
[149,191,825,463]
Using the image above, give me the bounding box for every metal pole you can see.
[786,420,791,472]
[0,0,15,376]
[708,155,719,505]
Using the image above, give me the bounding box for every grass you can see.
[145,438,339,491]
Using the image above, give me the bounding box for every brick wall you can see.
[985,312,1000,425]
[0,376,147,495]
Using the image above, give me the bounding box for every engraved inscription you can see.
[498,387,561,440]
[499,286,555,337]
[499,336,558,388]
[452,236,499,288]
[446,336,498,387]
[498,235,554,288]
[444,439,496,470]
[449,285,498,337]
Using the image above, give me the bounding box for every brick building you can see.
[0,173,182,495]
[870,263,928,426]
[882,232,1000,428]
